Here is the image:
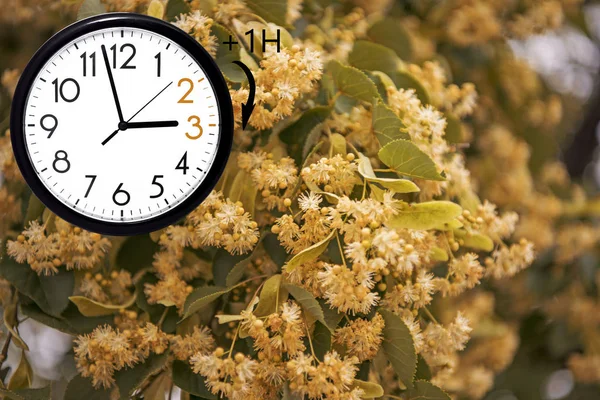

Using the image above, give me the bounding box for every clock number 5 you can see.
[186,116,203,140]
[150,175,164,198]
[113,183,131,206]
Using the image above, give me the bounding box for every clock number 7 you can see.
[84,175,97,198]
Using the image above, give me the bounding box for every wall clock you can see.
[10,13,233,235]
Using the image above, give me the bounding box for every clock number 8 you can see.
[113,183,131,206]
[52,150,70,173]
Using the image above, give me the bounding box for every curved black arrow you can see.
[232,61,255,130]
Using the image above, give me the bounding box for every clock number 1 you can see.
[155,52,161,77]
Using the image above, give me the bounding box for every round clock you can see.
[10,13,233,235]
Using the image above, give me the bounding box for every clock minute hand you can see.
[126,121,179,129]
[101,44,125,123]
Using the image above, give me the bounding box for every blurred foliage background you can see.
[2,0,600,399]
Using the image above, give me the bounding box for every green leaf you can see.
[0,256,74,317]
[69,292,137,317]
[312,321,331,361]
[65,375,110,400]
[181,286,232,320]
[254,274,288,317]
[349,40,400,78]
[415,355,432,381]
[24,195,45,226]
[387,201,462,231]
[284,284,330,330]
[225,255,253,288]
[406,380,451,400]
[172,360,217,399]
[245,0,289,27]
[77,0,106,20]
[380,309,417,389]
[213,248,250,287]
[116,235,159,274]
[358,153,419,194]
[280,106,332,145]
[367,17,413,61]
[114,353,168,399]
[444,113,463,144]
[394,71,430,105]
[165,0,190,21]
[378,139,445,181]
[211,24,245,82]
[328,60,381,103]
[352,379,384,398]
[284,230,335,273]
[4,304,28,350]
[8,351,32,390]
[319,299,343,331]
[147,0,165,19]
[372,101,409,145]
[0,387,52,400]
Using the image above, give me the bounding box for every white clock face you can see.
[22,26,222,223]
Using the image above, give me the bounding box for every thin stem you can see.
[303,316,319,362]
[423,306,439,324]
[336,233,347,267]
[374,168,394,173]
[157,307,169,328]
[228,324,241,358]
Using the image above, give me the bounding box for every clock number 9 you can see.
[186,116,203,140]
[52,150,70,173]
[41,114,58,138]
[113,183,131,206]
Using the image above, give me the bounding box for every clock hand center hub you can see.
[118,122,128,131]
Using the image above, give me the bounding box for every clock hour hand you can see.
[101,128,120,146]
[125,121,179,129]
[101,44,125,123]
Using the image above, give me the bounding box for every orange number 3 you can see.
[186,115,203,139]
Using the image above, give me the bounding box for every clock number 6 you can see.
[186,116,203,140]
[52,150,70,173]
[113,183,131,206]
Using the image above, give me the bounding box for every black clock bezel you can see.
[10,13,234,236]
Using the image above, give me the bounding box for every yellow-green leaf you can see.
[254,274,288,317]
[69,292,137,317]
[352,379,384,398]
[330,133,347,156]
[444,112,463,144]
[3,304,29,350]
[24,194,45,225]
[349,40,400,78]
[378,139,445,181]
[367,17,413,61]
[8,351,32,391]
[380,309,417,389]
[284,230,336,272]
[430,246,449,262]
[387,201,462,231]
[406,380,451,400]
[460,232,494,252]
[372,101,409,145]
[358,153,420,194]
[147,0,165,19]
[328,60,381,103]
[216,314,245,324]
